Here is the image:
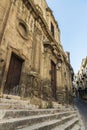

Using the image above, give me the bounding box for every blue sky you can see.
[46,0,87,74]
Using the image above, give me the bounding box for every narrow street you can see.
[74,97,87,130]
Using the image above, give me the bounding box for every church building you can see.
[0,0,73,105]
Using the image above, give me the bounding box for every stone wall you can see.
[0,0,73,104]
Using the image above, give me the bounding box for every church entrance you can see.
[51,61,56,99]
[4,53,23,95]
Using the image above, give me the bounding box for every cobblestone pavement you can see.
[74,97,87,130]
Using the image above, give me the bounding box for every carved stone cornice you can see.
[43,41,53,51]
[22,0,69,64]
[46,7,60,32]
[22,2,60,46]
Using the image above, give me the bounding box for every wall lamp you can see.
[56,58,62,70]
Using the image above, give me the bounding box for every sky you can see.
[46,0,87,74]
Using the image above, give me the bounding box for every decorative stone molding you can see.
[36,5,43,16]
[42,79,52,100]
[46,7,60,32]
[22,0,69,63]
[29,71,39,77]
[43,40,53,51]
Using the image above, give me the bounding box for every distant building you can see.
[0,0,73,105]
[73,57,87,99]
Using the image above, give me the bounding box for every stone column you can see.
[42,44,53,100]
[56,67,62,100]
[0,48,7,96]
[57,61,66,104]
[0,60,5,96]
[32,24,41,73]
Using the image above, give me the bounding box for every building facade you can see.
[0,0,73,105]
[73,57,87,99]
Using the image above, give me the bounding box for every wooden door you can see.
[51,61,56,99]
[5,53,23,95]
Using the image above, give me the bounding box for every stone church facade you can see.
[0,0,73,104]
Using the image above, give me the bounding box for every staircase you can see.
[0,97,83,130]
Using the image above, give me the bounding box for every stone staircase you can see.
[0,97,83,130]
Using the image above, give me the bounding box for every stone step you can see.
[71,124,81,130]
[0,98,37,110]
[0,112,77,130]
[0,97,66,110]
[17,119,61,130]
[17,114,77,130]
[0,103,26,110]
[0,109,73,119]
[53,117,79,130]
[0,107,76,119]
[64,118,79,130]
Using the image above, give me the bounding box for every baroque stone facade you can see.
[0,0,73,104]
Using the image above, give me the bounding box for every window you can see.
[51,22,54,37]
[17,19,29,40]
